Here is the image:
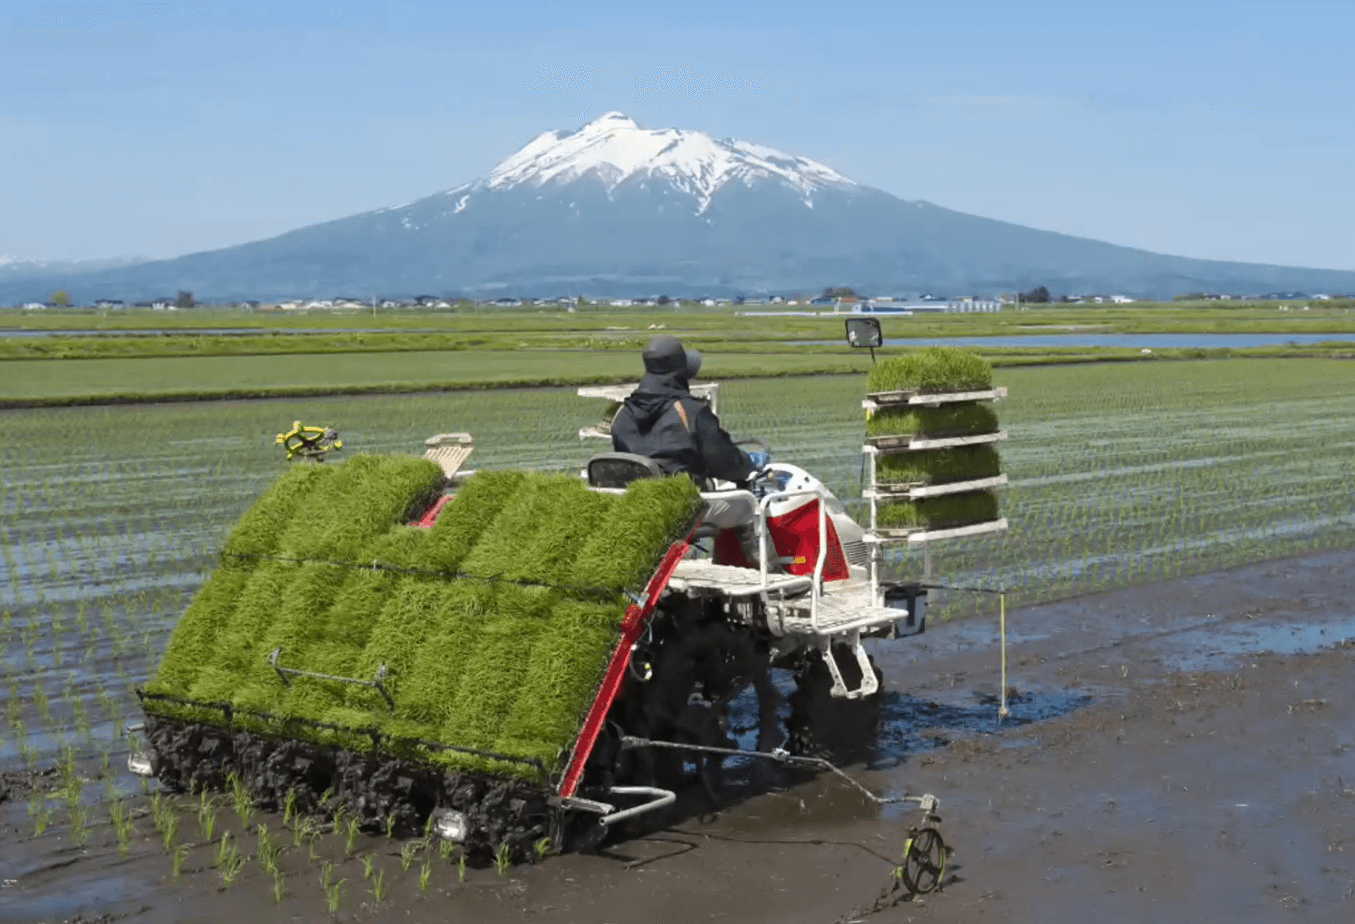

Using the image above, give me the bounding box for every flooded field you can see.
[3,359,1355,921]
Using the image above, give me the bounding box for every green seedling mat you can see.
[143,454,701,781]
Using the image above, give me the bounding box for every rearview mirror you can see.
[844,317,882,349]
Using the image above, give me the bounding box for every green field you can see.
[5,355,1355,817]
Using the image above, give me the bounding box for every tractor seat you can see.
[586,452,664,490]
[585,453,757,533]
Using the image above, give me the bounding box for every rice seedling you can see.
[159,808,180,850]
[171,844,189,880]
[32,804,52,837]
[197,791,218,841]
[321,864,345,915]
[228,771,253,827]
[360,852,375,880]
[343,815,360,857]
[256,824,281,876]
[384,813,396,839]
[399,840,420,871]
[418,856,432,890]
[216,832,245,887]
[493,841,512,877]
[282,787,297,827]
[457,851,467,882]
[533,836,551,860]
[439,838,455,862]
[68,805,90,846]
[109,798,133,854]
[272,870,285,904]
[291,815,312,849]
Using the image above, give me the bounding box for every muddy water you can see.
[4,549,1354,922]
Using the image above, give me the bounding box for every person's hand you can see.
[746,450,770,471]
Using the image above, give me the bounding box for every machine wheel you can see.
[901,826,947,894]
[785,646,882,764]
[614,608,781,799]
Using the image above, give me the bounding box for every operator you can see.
[611,335,768,487]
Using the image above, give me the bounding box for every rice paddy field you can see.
[3,356,1355,914]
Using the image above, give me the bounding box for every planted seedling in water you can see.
[494,841,511,877]
[228,772,253,827]
[215,830,244,887]
[32,804,52,837]
[68,805,90,847]
[110,798,133,854]
[370,868,386,902]
[160,809,179,850]
[256,824,280,876]
[198,792,218,840]
[171,844,189,880]
[399,840,420,871]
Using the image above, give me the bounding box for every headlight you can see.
[431,808,469,842]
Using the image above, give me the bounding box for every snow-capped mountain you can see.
[0,254,145,274]
[7,113,1355,302]
[478,112,855,214]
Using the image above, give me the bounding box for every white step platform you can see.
[667,560,812,597]
[774,582,905,637]
[863,386,1006,409]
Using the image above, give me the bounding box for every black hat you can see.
[643,335,688,376]
[642,336,702,380]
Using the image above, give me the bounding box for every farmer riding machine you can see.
[131,331,1005,890]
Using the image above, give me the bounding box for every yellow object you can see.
[275,420,342,461]
[998,592,1009,719]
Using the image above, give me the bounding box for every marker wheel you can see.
[901,826,947,894]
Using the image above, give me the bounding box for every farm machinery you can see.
[130,333,1006,892]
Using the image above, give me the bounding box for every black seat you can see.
[586,452,664,489]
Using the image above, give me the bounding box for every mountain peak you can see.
[581,111,639,130]
[484,112,856,212]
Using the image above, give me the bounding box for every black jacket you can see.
[610,373,755,486]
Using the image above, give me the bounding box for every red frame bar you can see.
[557,540,690,799]
[411,494,453,528]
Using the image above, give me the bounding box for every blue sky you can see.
[3,0,1353,269]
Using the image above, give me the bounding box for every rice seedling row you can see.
[2,359,1353,856]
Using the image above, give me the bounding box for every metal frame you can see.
[862,389,1009,610]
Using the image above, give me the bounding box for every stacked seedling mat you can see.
[138,454,701,852]
[862,347,1008,547]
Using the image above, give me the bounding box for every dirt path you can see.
[4,550,1354,923]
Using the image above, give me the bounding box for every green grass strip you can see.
[875,446,1002,485]
[865,402,998,438]
[876,491,999,529]
[866,347,994,393]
